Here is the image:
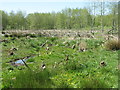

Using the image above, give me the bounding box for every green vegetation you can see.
[1,32,119,88]
[0,1,118,89]
[0,2,118,30]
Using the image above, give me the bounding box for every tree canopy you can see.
[0,2,118,30]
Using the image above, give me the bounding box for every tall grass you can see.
[11,69,54,88]
[79,76,110,88]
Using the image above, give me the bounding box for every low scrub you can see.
[2,33,118,88]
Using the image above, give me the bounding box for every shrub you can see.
[105,38,120,50]
[64,60,84,71]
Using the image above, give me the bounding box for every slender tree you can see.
[100,0,104,32]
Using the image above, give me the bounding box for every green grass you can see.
[1,33,119,88]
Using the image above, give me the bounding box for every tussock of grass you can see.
[11,69,53,88]
[79,41,87,50]
[105,38,120,50]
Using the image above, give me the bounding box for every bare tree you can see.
[88,1,95,32]
[108,2,118,34]
[91,1,97,33]
[112,3,118,33]
[100,0,105,32]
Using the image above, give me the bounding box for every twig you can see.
[21,59,31,70]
